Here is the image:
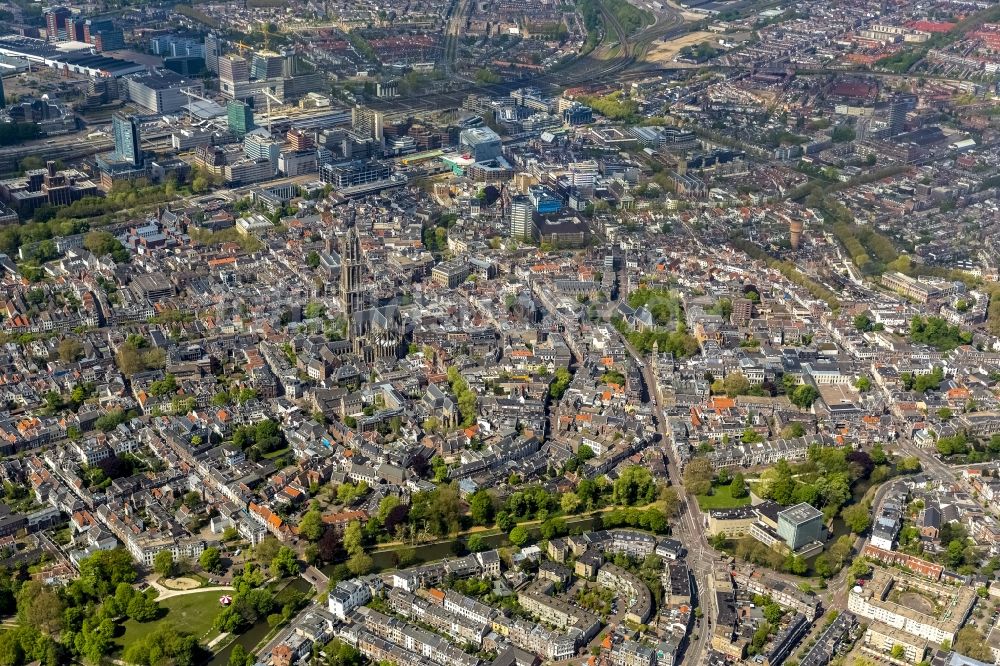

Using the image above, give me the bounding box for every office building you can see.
[125,71,202,114]
[776,503,824,551]
[82,19,122,51]
[286,129,314,151]
[460,126,502,162]
[112,113,142,166]
[562,103,593,126]
[227,100,255,137]
[351,106,384,143]
[204,33,222,73]
[250,51,283,80]
[528,185,562,214]
[64,16,86,41]
[218,54,249,97]
[244,130,282,167]
[320,160,391,188]
[509,195,535,241]
[0,161,98,217]
[888,95,907,136]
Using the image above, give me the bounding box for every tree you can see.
[59,338,84,363]
[724,372,751,397]
[469,490,495,526]
[683,458,714,496]
[271,546,299,578]
[891,644,904,659]
[229,644,254,666]
[790,384,820,409]
[343,521,365,557]
[730,473,748,498]
[508,525,529,546]
[199,547,222,574]
[153,551,175,578]
[658,486,681,516]
[318,527,345,563]
[613,466,656,506]
[16,582,63,636]
[299,508,325,542]
[954,626,992,661]
[841,503,871,534]
[346,551,374,576]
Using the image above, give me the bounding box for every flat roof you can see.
[779,502,823,524]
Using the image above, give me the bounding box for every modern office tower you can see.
[280,48,297,77]
[243,131,282,167]
[218,54,249,98]
[205,32,222,73]
[509,195,535,241]
[887,95,906,136]
[227,100,255,137]
[112,113,142,166]
[339,225,365,315]
[250,51,283,80]
[351,106,384,143]
[459,126,502,162]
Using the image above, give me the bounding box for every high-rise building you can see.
[218,55,249,97]
[82,18,113,43]
[204,33,222,73]
[280,48,297,77]
[112,113,142,166]
[250,51,283,80]
[339,225,365,315]
[286,129,314,151]
[44,7,72,41]
[509,195,535,241]
[65,16,85,41]
[244,131,282,168]
[460,127,502,162]
[887,95,906,136]
[351,106,383,143]
[227,100,254,137]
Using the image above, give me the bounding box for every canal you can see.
[206,577,312,666]
[206,514,606,664]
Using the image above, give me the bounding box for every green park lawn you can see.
[696,483,752,510]
[118,590,225,650]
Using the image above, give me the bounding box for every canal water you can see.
[206,577,312,666]
[204,513,604,665]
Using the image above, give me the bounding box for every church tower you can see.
[339,226,365,315]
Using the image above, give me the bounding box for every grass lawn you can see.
[262,446,290,460]
[117,591,225,650]
[696,483,751,510]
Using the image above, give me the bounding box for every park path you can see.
[148,581,234,601]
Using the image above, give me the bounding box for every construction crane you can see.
[260,86,283,132]
[180,86,215,123]
[260,21,272,51]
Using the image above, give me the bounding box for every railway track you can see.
[371,0,689,116]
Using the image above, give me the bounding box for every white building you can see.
[328,579,371,620]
